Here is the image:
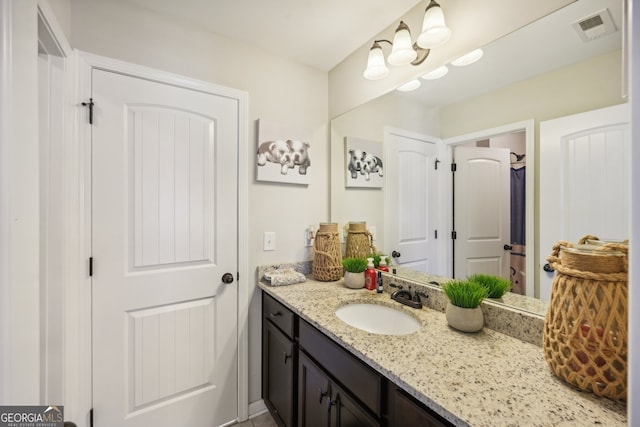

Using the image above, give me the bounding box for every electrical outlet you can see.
[305,224,317,247]
[369,225,377,241]
[263,232,275,251]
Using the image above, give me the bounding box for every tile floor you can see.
[233,411,278,427]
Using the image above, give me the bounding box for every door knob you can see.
[221,273,234,284]
[391,250,401,258]
[504,244,513,251]
[543,263,555,273]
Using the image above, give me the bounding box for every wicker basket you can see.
[543,237,628,400]
[344,222,377,259]
[312,223,343,281]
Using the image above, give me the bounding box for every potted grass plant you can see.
[442,280,488,332]
[468,273,512,301]
[342,257,368,289]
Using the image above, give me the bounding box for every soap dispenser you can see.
[365,258,377,290]
[377,255,389,272]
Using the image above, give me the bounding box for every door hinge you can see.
[89,257,93,277]
[434,230,438,239]
[434,158,441,170]
[82,98,94,124]
[89,408,93,427]
[451,231,457,240]
[451,163,457,172]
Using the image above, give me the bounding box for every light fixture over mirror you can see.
[451,48,484,66]
[422,65,449,80]
[363,0,451,80]
[417,0,452,48]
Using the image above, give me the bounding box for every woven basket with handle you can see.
[312,223,343,281]
[344,222,377,259]
[543,236,628,400]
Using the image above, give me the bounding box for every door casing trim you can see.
[443,119,535,296]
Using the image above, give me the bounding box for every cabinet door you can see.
[330,382,379,427]
[263,320,295,427]
[387,386,452,427]
[298,352,330,427]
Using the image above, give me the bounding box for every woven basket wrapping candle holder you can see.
[312,223,343,281]
[344,222,377,259]
[543,237,628,400]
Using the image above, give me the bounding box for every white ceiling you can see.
[103,0,423,71]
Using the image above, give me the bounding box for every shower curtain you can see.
[510,166,526,294]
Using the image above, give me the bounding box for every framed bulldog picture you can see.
[345,137,383,188]
[256,119,311,185]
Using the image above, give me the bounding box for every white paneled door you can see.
[453,147,510,280]
[539,104,629,301]
[91,69,239,426]
[386,131,439,273]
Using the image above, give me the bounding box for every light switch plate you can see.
[263,232,275,251]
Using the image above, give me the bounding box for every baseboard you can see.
[248,400,268,418]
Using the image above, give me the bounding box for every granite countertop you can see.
[257,276,627,427]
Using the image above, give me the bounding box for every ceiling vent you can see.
[571,9,617,42]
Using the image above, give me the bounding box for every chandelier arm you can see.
[374,39,393,47]
[411,44,430,66]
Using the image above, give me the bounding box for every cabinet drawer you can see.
[263,293,295,338]
[299,319,381,416]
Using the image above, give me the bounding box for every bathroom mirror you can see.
[330,0,625,315]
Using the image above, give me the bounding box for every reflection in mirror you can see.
[330,0,625,315]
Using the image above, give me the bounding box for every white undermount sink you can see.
[335,303,421,335]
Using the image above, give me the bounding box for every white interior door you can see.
[539,103,629,301]
[91,69,239,427]
[386,130,439,273]
[453,147,510,280]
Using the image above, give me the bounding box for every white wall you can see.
[439,50,624,137]
[46,0,70,42]
[69,0,329,407]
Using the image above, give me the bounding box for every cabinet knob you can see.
[269,311,282,318]
[283,352,291,364]
[328,397,338,411]
[318,388,328,404]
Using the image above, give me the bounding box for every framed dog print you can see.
[345,137,383,188]
[256,119,311,185]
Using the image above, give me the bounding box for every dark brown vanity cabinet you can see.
[262,292,452,427]
[299,351,379,427]
[262,294,297,427]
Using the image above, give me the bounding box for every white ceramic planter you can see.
[343,271,365,289]
[445,302,484,332]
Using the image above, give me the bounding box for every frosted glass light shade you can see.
[422,65,448,80]
[387,21,417,66]
[451,48,484,66]
[416,0,452,49]
[396,79,421,92]
[363,42,390,80]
